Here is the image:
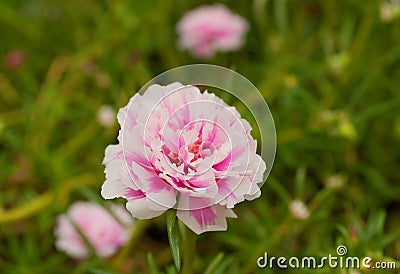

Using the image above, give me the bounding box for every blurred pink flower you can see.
[176,4,249,59]
[55,201,133,259]
[3,49,25,70]
[101,83,266,234]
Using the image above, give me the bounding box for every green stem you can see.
[113,220,149,268]
[182,225,197,274]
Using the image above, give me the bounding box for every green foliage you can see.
[0,0,400,273]
[166,210,181,272]
[147,253,160,274]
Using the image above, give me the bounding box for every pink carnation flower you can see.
[54,201,133,259]
[176,4,249,59]
[102,83,266,234]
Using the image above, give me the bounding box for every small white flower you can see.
[97,105,115,127]
[325,174,344,188]
[289,199,310,220]
[380,0,400,22]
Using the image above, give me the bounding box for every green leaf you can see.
[205,252,225,274]
[147,252,159,274]
[209,256,236,274]
[165,265,178,274]
[366,210,386,237]
[166,210,182,272]
[381,230,400,249]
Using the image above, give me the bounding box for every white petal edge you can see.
[126,198,166,219]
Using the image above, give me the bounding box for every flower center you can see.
[158,119,222,179]
[187,137,202,163]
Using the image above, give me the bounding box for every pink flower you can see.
[101,83,266,234]
[176,4,249,59]
[3,49,25,70]
[54,201,133,259]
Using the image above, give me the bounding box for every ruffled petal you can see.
[126,197,166,219]
[177,196,237,234]
[101,177,125,199]
[102,145,125,199]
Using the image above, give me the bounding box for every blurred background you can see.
[1,0,400,273]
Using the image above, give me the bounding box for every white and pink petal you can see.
[177,199,237,234]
